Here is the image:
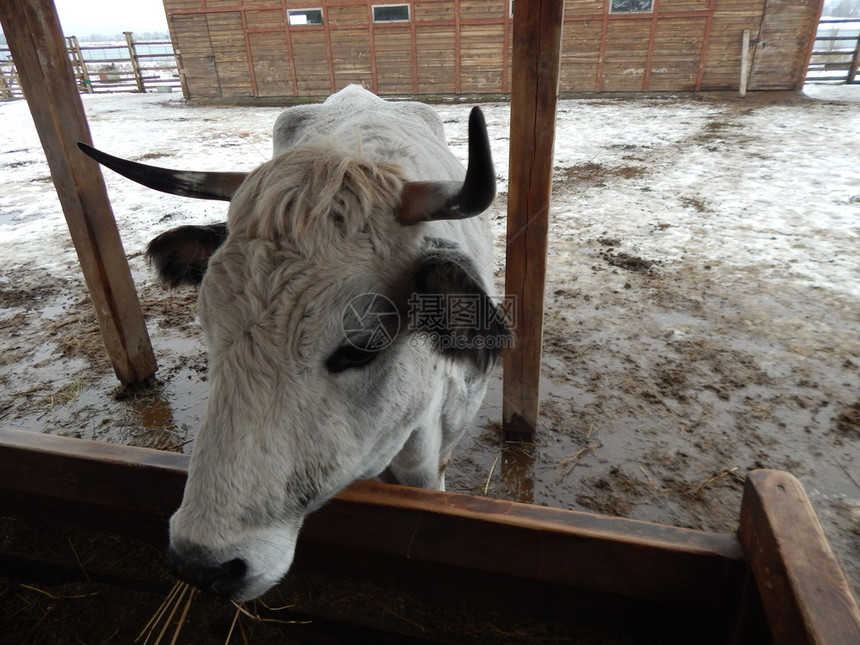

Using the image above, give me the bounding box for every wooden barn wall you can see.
[162,0,820,100]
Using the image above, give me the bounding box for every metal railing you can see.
[1,32,181,100]
[806,18,860,84]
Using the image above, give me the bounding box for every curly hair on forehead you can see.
[227,141,410,259]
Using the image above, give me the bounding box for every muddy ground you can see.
[1,86,858,636]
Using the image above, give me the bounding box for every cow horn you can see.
[77,142,247,201]
[395,107,496,224]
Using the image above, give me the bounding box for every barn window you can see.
[287,8,324,26]
[609,0,654,12]
[372,4,410,22]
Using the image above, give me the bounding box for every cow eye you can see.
[326,345,379,373]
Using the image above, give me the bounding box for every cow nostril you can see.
[167,547,247,598]
[221,557,247,584]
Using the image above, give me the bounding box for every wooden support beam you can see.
[0,0,157,387]
[67,35,93,93]
[738,469,860,645]
[503,0,565,442]
[849,36,860,84]
[124,31,145,93]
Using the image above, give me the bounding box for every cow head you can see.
[79,101,509,601]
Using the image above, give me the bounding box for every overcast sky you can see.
[53,0,169,37]
[5,0,858,40]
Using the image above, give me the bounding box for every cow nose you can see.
[167,545,247,598]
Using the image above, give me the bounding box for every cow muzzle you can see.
[166,519,300,602]
[167,545,248,599]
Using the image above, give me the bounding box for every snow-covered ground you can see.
[2,85,858,285]
[3,85,858,303]
[1,84,859,599]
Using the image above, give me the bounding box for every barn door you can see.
[748,0,822,90]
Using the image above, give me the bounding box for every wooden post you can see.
[849,34,860,84]
[0,65,14,99]
[738,470,860,645]
[124,31,145,93]
[0,0,157,387]
[67,35,93,94]
[740,29,751,97]
[502,0,565,442]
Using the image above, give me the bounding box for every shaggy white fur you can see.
[228,142,409,260]
[167,85,500,602]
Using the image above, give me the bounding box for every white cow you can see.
[80,85,510,601]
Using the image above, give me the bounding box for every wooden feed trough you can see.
[2,427,859,644]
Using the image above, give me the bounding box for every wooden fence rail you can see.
[806,18,860,84]
[0,31,180,100]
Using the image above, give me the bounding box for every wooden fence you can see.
[0,32,181,100]
[806,18,860,84]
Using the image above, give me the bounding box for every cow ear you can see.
[146,223,228,288]
[411,251,513,371]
